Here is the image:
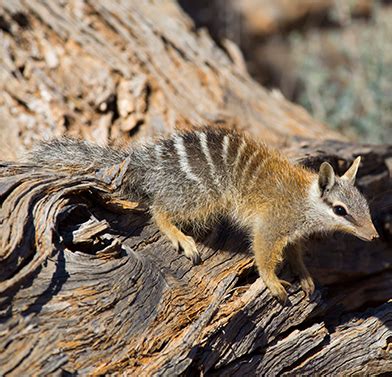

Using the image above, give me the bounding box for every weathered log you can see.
[0,1,391,376]
[0,141,391,375]
[0,0,338,161]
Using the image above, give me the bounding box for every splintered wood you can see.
[0,0,338,161]
[0,142,391,375]
[0,159,139,293]
[0,0,391,375]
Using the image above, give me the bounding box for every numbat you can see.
[30,128,379,303]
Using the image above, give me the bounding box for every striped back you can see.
[132,128,273,208]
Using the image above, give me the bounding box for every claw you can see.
[172,240,180,253]
[179,236,201,265]
[300,276,315,296]
[191,251,201,265]
[279,279,292,289]
[276,289,288,305]
[263,278,289,305]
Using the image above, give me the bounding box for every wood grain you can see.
[0,0,391,375]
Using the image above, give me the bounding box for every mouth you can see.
[356,234,373,242]
[355,230,380,242]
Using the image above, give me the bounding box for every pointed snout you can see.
[365,230,379,241]
[370,230,380,241]
[356,222,380,242]
[368,223,380,241]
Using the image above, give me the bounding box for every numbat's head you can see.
[310,157,379,241]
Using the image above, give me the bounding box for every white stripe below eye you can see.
[222,135,230,165]
[173,134,203,184]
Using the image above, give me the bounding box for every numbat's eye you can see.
[333,205,347,216]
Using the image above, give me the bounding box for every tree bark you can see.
[0,1,391,375]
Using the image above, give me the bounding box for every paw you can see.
[180,236,201,265]
[265,280,288,305]
[300,276,315,296]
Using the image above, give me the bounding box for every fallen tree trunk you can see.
[0,1,391,375]
[0,141,391,375]
[0,0,337,160]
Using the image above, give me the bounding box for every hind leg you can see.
[153,210,201,265]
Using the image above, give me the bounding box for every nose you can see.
[372,232,380,240]
[357,222,380,241]
[369,222,380,241]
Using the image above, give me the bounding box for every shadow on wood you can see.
[0,141,391,375]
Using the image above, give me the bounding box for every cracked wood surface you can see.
[0,141,391,375]
[0,0,338,161]
[0,0,391,376]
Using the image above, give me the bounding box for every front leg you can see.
[252,230,290,304]
[286,242,315,296]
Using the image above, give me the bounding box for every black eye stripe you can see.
[326,202,358,224]
[346,214,358,225]
[326,201,356,223]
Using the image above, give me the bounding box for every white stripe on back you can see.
[222,135,230,165]
[240,150,259,186]
[197,132,216,178]
[198,132,219,186]
[173,134,203,184]
[154,143,163,162]
[248,158,267,188]
[232,137,247,173]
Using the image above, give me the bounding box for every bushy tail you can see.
[28,138,128,170]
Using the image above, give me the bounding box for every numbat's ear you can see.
[318,162,335,195]
[342,156,361,184]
